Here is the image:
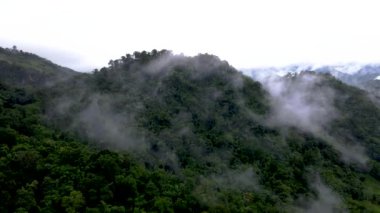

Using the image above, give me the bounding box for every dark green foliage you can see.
[0,83,201,212]
[0,49,379,212]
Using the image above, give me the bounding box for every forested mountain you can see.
[0,46,77,88]
[0,48,379,212]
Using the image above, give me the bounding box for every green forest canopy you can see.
[0,48,379,212]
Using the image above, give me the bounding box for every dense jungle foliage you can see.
[0,48,379,212]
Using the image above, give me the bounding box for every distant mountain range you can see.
[249,63,380,102]
[250,63,380,82]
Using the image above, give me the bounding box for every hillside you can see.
[315,65,380,104]
[0,46,78,88]
[0,49,379,212]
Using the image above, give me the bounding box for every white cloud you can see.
[1,0,380,71]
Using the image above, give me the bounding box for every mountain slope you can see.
[0,46,78,88]
[0,49,379,212]
[315,65,380,102]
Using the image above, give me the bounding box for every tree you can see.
[12,45,18,52]
[61,190,85,213]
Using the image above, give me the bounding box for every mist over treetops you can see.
[0,47,379,212]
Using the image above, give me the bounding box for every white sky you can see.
[1,0,380,71]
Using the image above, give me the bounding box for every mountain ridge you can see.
[0,46,79,88]
[0,48,379,212]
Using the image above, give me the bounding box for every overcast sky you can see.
[1,0,380,71]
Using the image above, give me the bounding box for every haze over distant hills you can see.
[249,63,380,103]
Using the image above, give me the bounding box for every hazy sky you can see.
[1,0,380,71]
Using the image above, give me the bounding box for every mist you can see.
[73,94,146,150]
[261,73,336,134]
[253,71,369,166]
[296,175,347,213]
[45,52,242,170]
